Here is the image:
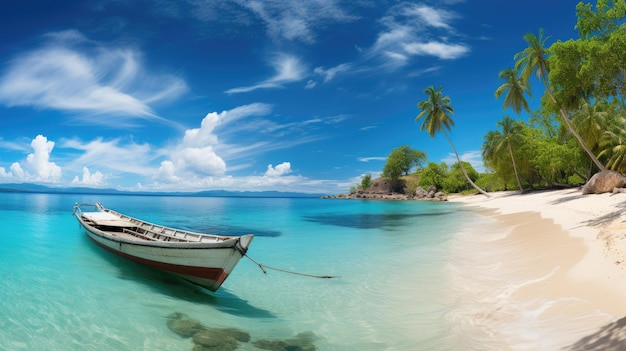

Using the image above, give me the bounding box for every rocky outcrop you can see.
[413,185,448,201]
[324,178,448,201]
[582,170,626,195]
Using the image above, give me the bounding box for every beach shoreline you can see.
[448,189,626,350]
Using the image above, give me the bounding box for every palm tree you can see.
[599,114,626,173]
[494,68,529,192]
[415,86,490,197]
[495,67,531,115]
[575,102,607,153]
[481,130,501,171]
[514,29,606,172]
[496,116,524,192]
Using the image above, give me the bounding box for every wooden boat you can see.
[73,203,253,292]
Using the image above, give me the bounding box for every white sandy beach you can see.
[449,189,626,350]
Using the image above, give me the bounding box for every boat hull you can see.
[74,205,253,292]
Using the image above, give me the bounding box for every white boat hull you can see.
[74,203,253,292]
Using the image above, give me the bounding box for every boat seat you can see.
[122,228,158,241]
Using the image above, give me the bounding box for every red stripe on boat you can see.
[89,237,227,283]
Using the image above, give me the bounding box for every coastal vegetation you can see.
[415,86,491,197]
[348,0,625,197]
[482,0,625,190]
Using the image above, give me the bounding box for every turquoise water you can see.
[0,192,488,350]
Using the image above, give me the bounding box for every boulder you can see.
[434,192,448,201]
[414,186,428,199]
[582,170,626,195]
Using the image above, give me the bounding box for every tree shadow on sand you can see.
[566,316,626,351]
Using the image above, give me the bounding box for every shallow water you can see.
[0,192,518,350]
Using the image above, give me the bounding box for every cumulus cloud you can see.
[0,135,62,182]
[157,103,272,181]
[0,30,187,127]
[26,135,63,181]
[225,54,307,93]
[72,167,104,185]
[265,162,292,177]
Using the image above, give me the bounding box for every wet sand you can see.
[449,189,626,350]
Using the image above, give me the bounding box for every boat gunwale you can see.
[74,203,253,250]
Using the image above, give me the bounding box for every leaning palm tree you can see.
[495,67,531,115]
[514,29,606,171]
[494,67,530,192]
[415,86,490,197]
[496,116,524,192]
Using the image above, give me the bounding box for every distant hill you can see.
[0,183,324,198]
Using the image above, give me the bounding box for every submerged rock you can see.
[252,331,317,351]
[215,327,251,343]
[192,330,238,350]
[166,312,204,338]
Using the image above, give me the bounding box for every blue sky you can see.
[0,0,580,194]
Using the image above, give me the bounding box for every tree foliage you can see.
[417,161,480,193]
[478,0,626,191]
[360,173,373,190]
[415,86,490,196]
[382,145,426,181]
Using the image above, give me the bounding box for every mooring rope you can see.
[244,254,340,279]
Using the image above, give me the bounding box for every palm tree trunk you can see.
[540,74,606,172]
[508,144,524,192]
[443,131,490,197]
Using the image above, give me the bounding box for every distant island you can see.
[0,183,324,198]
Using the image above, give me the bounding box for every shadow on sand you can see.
[567,316,626,351]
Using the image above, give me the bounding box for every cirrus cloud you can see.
[0,30,188,127]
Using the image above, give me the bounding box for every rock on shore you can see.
[324,178,448,201]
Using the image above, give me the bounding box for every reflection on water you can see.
[303,211,452,229]
[82,235,275,319]
[182,223,281,237]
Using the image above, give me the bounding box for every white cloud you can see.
[157,104,272,181]
[10,163,24,178]
[403,42,469,59]
[157,160,179,182]
[409,5,455,30]
[26,135,62,181]
[265,162,292,177]
[368,3,469,68]
[0,135,62,182]
[0,30,187,127]
[225,54,307,93]
[314,63,352,83]
[72,167,104,186]
[63,137,154,175]
[233,1,357,43]
[358,157,386,162]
